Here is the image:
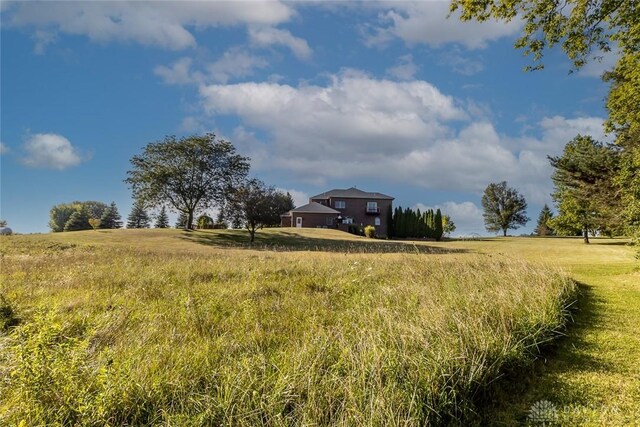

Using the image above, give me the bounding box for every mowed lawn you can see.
[0,228,636,425]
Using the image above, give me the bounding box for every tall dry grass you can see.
[0,232,576,425]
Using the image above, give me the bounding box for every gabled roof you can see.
[310,187,394,200]
[289,202,340,214]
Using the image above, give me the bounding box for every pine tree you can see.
[155,206,170,228]
[99,202,123,229]
[175,212,189,229]
[64,208,91,231]
[534,204,555,236]
[434,209,444,241]
[386,204,394,238]
[127,200,151,229]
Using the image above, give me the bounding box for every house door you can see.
[296,217,303,228]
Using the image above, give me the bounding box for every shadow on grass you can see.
[179,229,466,254]
[476,281,611,425]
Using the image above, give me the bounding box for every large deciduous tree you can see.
[229,179,295,243]
[481,181,529,236]
[549,135,621,243]
[125,134,250,230]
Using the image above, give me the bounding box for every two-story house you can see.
[280,187,394,237]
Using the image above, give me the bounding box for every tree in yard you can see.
[0,220,6,227]
[481,181,529,236]
[127,200,151,229]
[434,209,444,241]
[125,133,250,230]
[386,204,394,238]
[229,179,293,243]
[175,212,189,229]
[443,215,456,236]
[549,135,621,243]
[197,214,214,229]
[534,204,555,236]
[450,0,639,244]
[88,218,101,231]
[64,208,91,231]
[49,201,108,232]
[99,202,123,229]
[154,206,170,228]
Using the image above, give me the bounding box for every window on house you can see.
[367,201,378,212]
[374,217,381,226]
[334,200,346,209]
[342,217,353,224]
[326,217,334,225]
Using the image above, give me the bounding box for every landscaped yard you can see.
[0,229,637,425]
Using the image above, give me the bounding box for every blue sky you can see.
[0,1,615,235]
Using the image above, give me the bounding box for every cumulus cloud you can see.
[208,48,269,83]
[21,133,83,170]
[363,2,521,49]
[276,188,310,208]
[5,1,294,51]
[249,26,312,60]
[154,57,201,85]
[415,201,484,236]
[386,54,419,81]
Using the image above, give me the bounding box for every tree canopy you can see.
[49,201,108,232]
[481,181,529,236]
[534,204,555,236]
[125,134,250,230]
[549,135,621,242]
[154,206,170,229]
[99,202,123,229]
[228,179,295,242]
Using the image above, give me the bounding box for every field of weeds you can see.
[0,229,577,426]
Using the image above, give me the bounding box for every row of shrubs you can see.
[347,225,376,238]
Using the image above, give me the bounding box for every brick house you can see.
[280,187,394,237]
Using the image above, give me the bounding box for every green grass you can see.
[0,229,579,426]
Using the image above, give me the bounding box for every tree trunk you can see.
[249,228,255,243]
[583,228,590,244]
[503,229,507,237]
[187,210,194,230]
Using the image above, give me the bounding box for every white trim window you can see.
[367,201,378,212]
[326,217,334,226]
[334,200,346,209]
[374,217,381,226]
[342,217,353,224]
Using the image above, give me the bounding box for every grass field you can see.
[0,228,636,425]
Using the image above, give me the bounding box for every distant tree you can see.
[197,214,214,229]
[175,212,189,229]
[549,135,621,243]
[99,202,123,229]
[534,204,555,236]
[443,215,456,236]
[125,133,250,230]
[0,220,6,227]
[49,201,108,232]
[434,209,444,241]
[127,200,151,229]
[155,206,170,228]
[64,208,91,231]
[88,218,101,231]
[230,179,292,242]
[481,181,530,236]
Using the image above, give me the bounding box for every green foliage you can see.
[125,133,250,230]
[154,206,170,229]
[228,178,295,242]
[88,218,101,231]
[50,201,108,232]
[434,209,444,241]
[196,214,214,229]
[534,204,555,236]
[549,135,621,242]
[364,225,376,238]
[481,181,529,236]
[126,201,151,229]
[0,294,19,331]
[99,202,123,229]
[0,219,6,227]
[386,204,394,238]
[64,208,91,232]
[443,215,456,236]
[175,212,189,229]
[391,206,445,240]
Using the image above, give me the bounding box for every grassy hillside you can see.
[0,229,622,425]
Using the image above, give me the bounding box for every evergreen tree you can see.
[127,200,151,229]
[64,208,91,231]
[534,204,555,236]
[155,206,170,228]
[175,212,189,229]
[386,204,394,238]
[434,209,444,241]
[99,202,123,229]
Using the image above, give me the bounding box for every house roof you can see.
[310,187,394,200]
[289,202,340,214]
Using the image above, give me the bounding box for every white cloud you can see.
[439,49,484,75]
[578,46,620,78]
[5,1,294,50]
[363,2,521,49]
[386,54,419,80]
[208,48,269,83]
[32,29,57,54]
[0,142,8,154]
[248,26,312,60]
[21,133,83,170]
[415,201,484,236]
[154,57,201,85]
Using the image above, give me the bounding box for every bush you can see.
[347,225,363,236]
[364,225,376,238]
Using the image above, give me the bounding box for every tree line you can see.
[386,206,455,241]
